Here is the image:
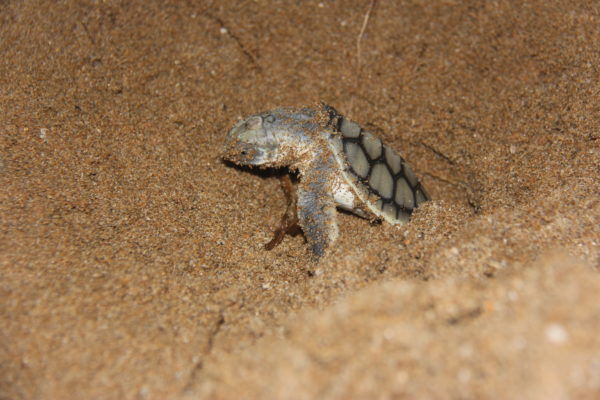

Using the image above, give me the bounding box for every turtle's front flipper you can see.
[297,168,339,258]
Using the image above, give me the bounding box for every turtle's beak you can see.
[221,138,264,166]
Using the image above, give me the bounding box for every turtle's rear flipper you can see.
[265,175,302,250]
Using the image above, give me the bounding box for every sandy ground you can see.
[1,0,599,399]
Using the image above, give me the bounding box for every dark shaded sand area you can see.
[1,1,598,398]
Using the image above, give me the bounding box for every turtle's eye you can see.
[244,116,262,130]
[264,114,275,124]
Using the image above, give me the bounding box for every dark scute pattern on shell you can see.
[340,118,361,138]
[338,116,430,221]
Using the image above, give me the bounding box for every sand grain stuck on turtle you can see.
[222,103,430,258]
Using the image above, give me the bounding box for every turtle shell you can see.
[328,113,430,224]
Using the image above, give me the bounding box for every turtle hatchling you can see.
[222,103,430,258]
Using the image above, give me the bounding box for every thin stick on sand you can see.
[352,0,377,114]
[356,0,378,69]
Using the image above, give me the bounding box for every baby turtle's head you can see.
[222,109,315,167]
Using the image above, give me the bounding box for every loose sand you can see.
[1,1,598,399]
